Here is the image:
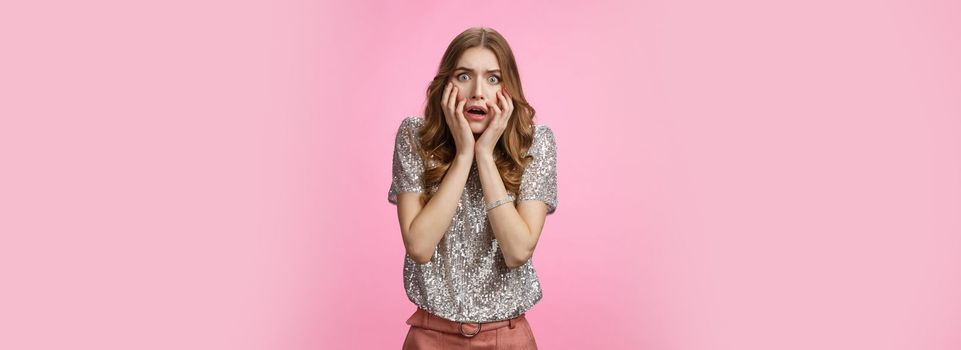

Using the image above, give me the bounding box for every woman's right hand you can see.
[441,81,475,158]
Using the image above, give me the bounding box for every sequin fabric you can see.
[387,116,557,323]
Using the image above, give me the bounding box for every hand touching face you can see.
[473,88,514,156]
[440,82,475,157]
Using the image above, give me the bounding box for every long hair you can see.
[418,27,537,206]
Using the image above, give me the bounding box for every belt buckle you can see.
[458,322,481,338]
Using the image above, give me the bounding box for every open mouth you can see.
[465,105,488,118]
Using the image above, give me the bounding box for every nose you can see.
[470,78,487,101]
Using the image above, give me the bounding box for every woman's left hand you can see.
[474,89,514,157]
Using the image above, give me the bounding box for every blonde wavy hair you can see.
[417,27,537,206]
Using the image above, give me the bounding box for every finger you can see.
[497,90,509,117]
[455,95,467,122]
[494,90,508,126]
[447,86,457,117]
[442,81,451,107]
[501,90,514,122]
[448,89,461,128]
[488,98,501,118]
[487,98,502,124]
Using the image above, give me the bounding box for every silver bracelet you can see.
[484,194,515,212]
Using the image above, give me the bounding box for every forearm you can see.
[475,154,533,267]
[406,154,473,262]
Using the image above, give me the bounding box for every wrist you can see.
[474,151,494,164]
[454,153,474,164]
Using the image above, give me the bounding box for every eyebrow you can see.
[454,67,501,74]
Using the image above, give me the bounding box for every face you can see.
[450,46,504,134]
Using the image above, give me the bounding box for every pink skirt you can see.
[402,307,538,349]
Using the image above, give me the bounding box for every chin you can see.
[469,120,490,134]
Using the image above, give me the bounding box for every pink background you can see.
[2,0,959,349]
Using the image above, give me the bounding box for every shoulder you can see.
[398,115,425,132]
[392,117,426,164]
[521,123,556,160]
[533,124,555,141]
[393,116,425,146]
[530,124,556,152]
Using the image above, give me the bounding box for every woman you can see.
[388,27,557,349]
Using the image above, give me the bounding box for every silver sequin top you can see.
[388,116,557,323]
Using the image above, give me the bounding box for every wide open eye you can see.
[457,73,469,81]
[488,75,500,84]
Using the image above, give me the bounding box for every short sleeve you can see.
[388,117,427,204]
[517,125,558,214]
